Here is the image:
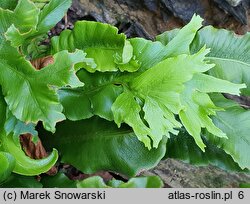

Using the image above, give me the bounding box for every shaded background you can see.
[51,0,250,38]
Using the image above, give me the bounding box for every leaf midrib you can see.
[1,62,49,122]
[56,129,134,145]
[207,56,250,67]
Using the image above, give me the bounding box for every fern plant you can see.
[0,0,249,188]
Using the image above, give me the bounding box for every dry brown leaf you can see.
[31,56,54,70]
[62,164,114,181]
[20,133,58,175]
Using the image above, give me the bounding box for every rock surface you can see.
[70,0,250,38]
[143,159,250,188]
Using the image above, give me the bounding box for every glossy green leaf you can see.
[0,132,58,176]
[155,28,180,46]
[77,176,108,188]
[4,109,38,141]
[204,94,250,170]
[0,0,38,34]
[5,25,34,48]
[108,176,163,188]
[112,47,244,150]
[112,48,212,149]
[2,0,71,57]
[41,172,76,188]
[0,91,38,144]
[239,183,250,188]
[37,0,71,34]
[58,88,93,121]
[77,176,163,188]
[0,44,85,132]
[0,174,42,188]
[0,94,9,183]
[59,70,123,121]
[179,74,245,150]
[112,90,153,149]
[130,15,202,73]
[51,21,136,72]
[0,0,18,10]
[165,130,243,172]
[0,152,15,183]
[157,14,203,56]
[0,91,58,176]
[0,90,7,127]
[25,35,49,59]
[42,173,163,188]
[40,117,167,177]
[0,8,14,39]
[191,26,250,95]
[4,0,39,47]
[129,38,169,71]
[13,0,39,33]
